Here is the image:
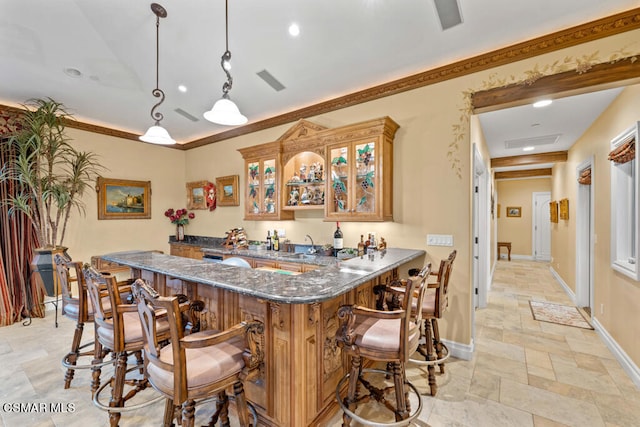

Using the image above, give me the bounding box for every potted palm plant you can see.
[0,98,103,296]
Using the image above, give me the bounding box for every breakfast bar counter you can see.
[102,248,425,426]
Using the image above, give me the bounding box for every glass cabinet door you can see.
[328,145,350,216]
[354,141,376,214]
[263,159,277,215]
[246,161,261,217]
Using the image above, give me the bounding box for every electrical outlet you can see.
[426,234,453,247]
[600,303,604,315]
[276,228,285,238]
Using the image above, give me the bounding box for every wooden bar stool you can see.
[335,264,430,426]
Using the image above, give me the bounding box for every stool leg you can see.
[233,381,250,427]
[91,327,104,396]
[343,354,361,427]
[392,362,409,421]
[424,319,438,396]
[64,319,84,388]
[181,399,196,427]
[162,398,174,427]
[108,352,127,427]
[432,318,445,374]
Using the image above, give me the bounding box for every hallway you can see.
[0,260,639,426]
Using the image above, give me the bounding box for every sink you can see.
[279,253,317,260]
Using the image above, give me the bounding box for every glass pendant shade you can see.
[203,95,248,126]
[139,124,176,145]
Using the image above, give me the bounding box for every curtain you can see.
[577,167,591,185]
[0,108,45,326]
[608,135,635,164]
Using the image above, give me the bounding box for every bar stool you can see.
[54,255,118,391]
[132,278,263,427]
[335,264,430,426]
[409,250,456,396]
[83,265,169,426]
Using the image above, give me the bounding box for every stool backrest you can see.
[434,250,456,318]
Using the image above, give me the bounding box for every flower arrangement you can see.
[164,208,195,225]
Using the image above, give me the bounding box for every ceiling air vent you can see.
[504,134,561,150]
[257,69,285,92]
[174,108,199,122]
[434,0,463,30]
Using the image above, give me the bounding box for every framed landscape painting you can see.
[216,175,239,206]
[97,177,151,220]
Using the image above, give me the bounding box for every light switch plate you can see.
[426,234,454,247]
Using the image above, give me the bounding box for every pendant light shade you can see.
[203,94,247,126]
[139,3,175,145]
[203,0,247,126]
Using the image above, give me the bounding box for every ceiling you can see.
[1,0,638,151]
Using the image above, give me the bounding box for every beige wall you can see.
[552,83,640,367]
[496,178,551,257]
[56,29,640,358]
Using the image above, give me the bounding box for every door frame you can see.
[472,144,490,310]
[576,157,595,312]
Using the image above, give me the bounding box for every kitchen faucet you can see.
[305,235,317,254]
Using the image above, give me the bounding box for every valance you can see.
[608,136,635,164]
[577,167,591,185]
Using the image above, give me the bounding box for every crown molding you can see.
[494,168,553,180]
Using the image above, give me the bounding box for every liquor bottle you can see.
[333,222,343,257]
[266,230,272,250]
[357,234,365,255]
[272,229,280,251]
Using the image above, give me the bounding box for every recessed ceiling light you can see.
[178,85,188,93]
[63,67,82,78]
[288,23,300,37]
[523,146,535,152]
[533,99,552,108]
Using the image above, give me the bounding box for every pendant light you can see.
[203,0,247,126]
[140,3,175,145]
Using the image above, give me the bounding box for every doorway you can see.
[532,192,551,261]
[576,158,595,316]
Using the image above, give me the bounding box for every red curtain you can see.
[0,108,45,326]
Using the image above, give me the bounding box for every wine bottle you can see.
[333,222,343,257]
[266,230,272,250]
[272,229,280,251]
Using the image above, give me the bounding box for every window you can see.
[610,122,639,280]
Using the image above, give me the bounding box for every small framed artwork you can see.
[497,203,501,218]
[186,181,212,210]
[506,206,521,218]
[550,201,558,223]
[216,175,240,206]
[96,177,151,220]
[559,198,569,220]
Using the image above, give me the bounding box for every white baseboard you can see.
[550,267,640,390]
[591,317,640,389]
[549,266,576,304]
[441,338,474,361]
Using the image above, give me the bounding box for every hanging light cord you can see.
[220,0,233,96]
[150,7,166,124]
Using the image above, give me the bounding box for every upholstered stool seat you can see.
[335,264,430,426]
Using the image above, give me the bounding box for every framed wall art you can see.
[216,175,240,206]
[550,200,558,223]
[506,206,521,218]
[559,198,569,220]
[186,181,212,210]
[96,177,151,220]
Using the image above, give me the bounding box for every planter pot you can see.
[30,247,69,297]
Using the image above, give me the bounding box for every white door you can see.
[533,192,551,261]
[576,158,594,312]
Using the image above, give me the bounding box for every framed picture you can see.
[186,181,212,210]
[559,198,569,220]
[216,175,240,206]
[550,201,558,223]
[506,206,521,218]
[497,203,501,218]
[96,177,151,220]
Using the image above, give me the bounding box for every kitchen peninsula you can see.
[102,248,424,426]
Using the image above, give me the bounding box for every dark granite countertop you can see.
[102,248,425,304]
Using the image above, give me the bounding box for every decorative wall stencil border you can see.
[448,49,640,178]
[1,8,639,150]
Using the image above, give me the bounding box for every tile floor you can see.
[1,260,639,426]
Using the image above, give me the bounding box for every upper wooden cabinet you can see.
[325,117,398,221]
[238,141,294,221]
[239,116,398,222]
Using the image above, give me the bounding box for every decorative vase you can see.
[31,246,69,297]
[176,224,185,241]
